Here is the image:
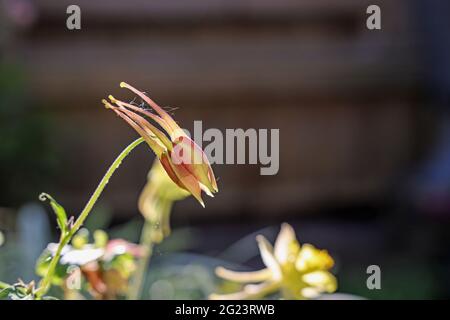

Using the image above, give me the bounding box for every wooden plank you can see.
[21,34,417,108]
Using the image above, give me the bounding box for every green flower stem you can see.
[127,218,154,300]
[127,199,173,299]
[36,137,145,298]
[36,235,69,297]
[69,137,145,238]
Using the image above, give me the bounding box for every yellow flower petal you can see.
[296,244,334,272]
[215,267,271,283]
[274,223,298,264]
[300,287,321,299]
[302,270,337,293]
[209,281,279,300]
[256,235,282,281]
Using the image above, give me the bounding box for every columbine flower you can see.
[138,159,190,243]
[102,82,218,207]
[210,223,337,300]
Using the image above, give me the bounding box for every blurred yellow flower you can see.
[138,159,189,243]
[210,223,337,300]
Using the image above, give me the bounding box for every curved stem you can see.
[36,137,145,298]
[127,197,174,300]
[69,137,145,237]
[37,235,69,297]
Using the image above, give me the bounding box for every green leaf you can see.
[0,286,14,299]
[39,193,68,235]
[0,285,35,300]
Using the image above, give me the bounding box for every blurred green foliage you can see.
[339,260,437,299]
[0,63,57,206]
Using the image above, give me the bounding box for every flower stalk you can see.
[36,137,145,298]
[127,159,189,299]
[126,219,154,300]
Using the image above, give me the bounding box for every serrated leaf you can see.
[39,193,68,235]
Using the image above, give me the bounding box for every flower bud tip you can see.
[102,99,112,109]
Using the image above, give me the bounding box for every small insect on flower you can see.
[103,82,218,207]
[210,223,337,300]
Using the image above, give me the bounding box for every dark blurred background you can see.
[1,0,450,299]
